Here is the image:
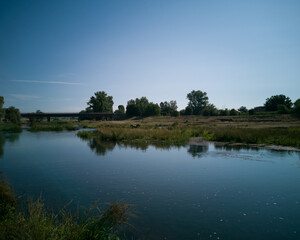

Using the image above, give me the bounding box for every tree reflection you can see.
[79,135,185,156]
[0,132,20,157]
[187,144,208,158]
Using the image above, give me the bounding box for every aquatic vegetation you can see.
[78,127,191,145]
[0,123,22,132]
[192,126,300,148]
[29,121,79,132]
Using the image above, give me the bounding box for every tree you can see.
[114,105,125,114]
[264,94,292,111]
[238,106,248,113]
[5,106,21,124]
[187,90,209,115]
[144,103,160,116]
[229,109,238,116]
[184,106,193,115]
[160,100,178,116]
[86,91,113,112]
[0,96,4,118]
[202,104,219,116]
[126,97,149,117]
[294,99,300,115]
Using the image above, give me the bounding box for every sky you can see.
[0,0,299,112]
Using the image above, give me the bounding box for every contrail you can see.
[11,80,84,85]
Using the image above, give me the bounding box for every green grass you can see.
[0,123,22,132]
[78,123,300,149]
[78,126,191,145]
[29,121,79,132]
[191,126,300,148]
[0,176,131,240]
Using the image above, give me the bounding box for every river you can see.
[0,130,300,239]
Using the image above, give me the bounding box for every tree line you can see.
[83,90,300,117]
[0,96,21,124]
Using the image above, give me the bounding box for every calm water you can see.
[1,130,300,240]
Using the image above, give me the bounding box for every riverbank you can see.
[0,175,130,239]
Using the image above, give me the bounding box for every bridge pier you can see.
[47,116,51,122]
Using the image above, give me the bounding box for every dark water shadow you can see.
[187,144,209,158]
[79,135,186,156]
[0,132,21,157]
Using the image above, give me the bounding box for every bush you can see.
[5,107,21,124]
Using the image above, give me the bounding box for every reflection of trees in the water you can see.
[214,144,260,152]
[0,132,20,157]
[81,136,184,156]
[187,145,208,158]
[88,138,117,156]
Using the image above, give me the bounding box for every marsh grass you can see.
[78,122,300,149]
[191,126,300,147]
[0,176,131,240]
[29,121,79,132]
[78,127,191,145]
[0,123,22,132]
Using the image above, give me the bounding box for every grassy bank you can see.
[28,121,79,132]
[0,123,22,132]
[77,115,300,148]
[191,126,300,148]
[0,176,130,240]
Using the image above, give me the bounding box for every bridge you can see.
[21,112,115,122]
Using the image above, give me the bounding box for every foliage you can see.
[202,126,300,148]
[238,106,248,113]
[5,107,21,124]
[264,94,292,111]
[202,104,219,116]
[144,103,160,117]
[277,104,290,114]
[187,90,209,115]
[78,127,191,145]
[86,91,114,113]
[219,109,229,116]
[126,97,160,117]
[184,106,193,115]
[160,101,178,116]
[229,109,238,116]
[29,121,79,132]
[0,123,22,132]
[294,99,300,115]
[0,96,4,118]
[114,105,125,114]
[248,109,255,115]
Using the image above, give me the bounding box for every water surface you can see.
[0,130,300,239]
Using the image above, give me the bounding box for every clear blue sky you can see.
[0,0,299,112]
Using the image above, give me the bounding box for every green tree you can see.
[187,90,209,115]
[0,96,4,118]
[126,97,149,117]
[144,103,160,116]
[264,94,292,111]
[160,100,178,116]
[5,107,21,124]
[294,99,300,115]
[202,104,219,116]
[219,108,229,116]
[184,106,193,115]
[229,109,238,116]
[86,91,114,112]
[238,106,248,113]
[114,105,125,114]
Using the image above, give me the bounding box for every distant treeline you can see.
[81,91,300,118]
